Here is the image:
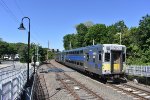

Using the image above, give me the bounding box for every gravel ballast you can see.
[37,60,146,100]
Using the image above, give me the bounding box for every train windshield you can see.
[123,53,125,62]
[105,53,110,62]
[112,52,120,63]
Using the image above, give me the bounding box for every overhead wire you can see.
[0,0,19,23]
[11,0,40,45]
[14,0,24,16]
[0,0,46,47]
[13,0,47,46]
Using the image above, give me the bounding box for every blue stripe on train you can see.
[66,55,85,61]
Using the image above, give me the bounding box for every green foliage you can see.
[19,46,28,63]
[76,23,88,47]
[63,33,78,50]
[63,14,150,65]
[114,20,128,33]
[0,39,47,63]
[39,47,47,62]
[85,24,107,45]
[48,51,54,59]
[0,41,8,58]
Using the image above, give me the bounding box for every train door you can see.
[85,50,93,69]
[111,51,123,73]
[97,51,102,69]
[85,52,90,69]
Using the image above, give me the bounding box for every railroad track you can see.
[107,83,150,100]
[46,63,104,100]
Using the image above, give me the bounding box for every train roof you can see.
[102,44,126,47]
[63,47,86,52]
[63,44,126,52]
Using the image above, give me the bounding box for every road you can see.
[0,60,27,72]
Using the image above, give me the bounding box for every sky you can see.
[0,0,150,51]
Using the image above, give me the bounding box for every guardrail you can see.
[0,64,34,100]
[126,65,150,77]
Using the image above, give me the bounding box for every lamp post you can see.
[117,32,122,45]
[33,43,36,74]
[18,17,30,83]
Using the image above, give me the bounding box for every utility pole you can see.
[70,41,72,50]
[47,41,49,61]
[93,39,95,45]
[117,32,122,45]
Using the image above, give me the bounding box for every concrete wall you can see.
[0,64,34,100]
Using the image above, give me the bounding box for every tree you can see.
[138,14,150,50]
[63,34,78,50]
[39,47,47,62]
[85,24,107,45]
[137,14,150,64]
[7,43,17,55]
[114,20,128,33]
[107,25,118,44]
[62,15,150,65]
[18,45,28,63]
[76,23,88,47]
[0,41,8,59]
[83,21,94,28]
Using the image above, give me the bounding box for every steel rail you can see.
[107,83,149,100]
[47,63,104,100]
[123,83,150,94]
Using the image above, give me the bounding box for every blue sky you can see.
[0,0,150,51]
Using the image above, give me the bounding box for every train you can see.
[55,44,126,82]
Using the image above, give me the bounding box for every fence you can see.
[31,73,49,100]
[126,65,150,77]
[0,64,34,100]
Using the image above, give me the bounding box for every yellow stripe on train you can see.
[102,64,120,72]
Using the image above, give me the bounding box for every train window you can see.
[93,58,95,62]
[112,52,120,63]
[80,50,83,54]
[123,53,125,62]
[87,54,89,61]
[99,54,101,60]
[105,53,110,62]
[80,62,81,66]
[80,62,83,66]
[74,61,76,64]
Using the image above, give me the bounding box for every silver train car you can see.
[55,44,126,81]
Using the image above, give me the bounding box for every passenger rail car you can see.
[55,44,126,81]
